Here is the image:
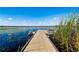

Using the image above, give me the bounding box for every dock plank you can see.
[23,30,58,52]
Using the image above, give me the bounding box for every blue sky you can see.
[0,7,79,26]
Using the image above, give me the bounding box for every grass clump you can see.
[54,14,79,52]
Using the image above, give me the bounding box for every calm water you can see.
[0,26,55,52]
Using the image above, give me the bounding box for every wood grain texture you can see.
[23,30,58,52]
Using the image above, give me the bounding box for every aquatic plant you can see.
[75,17,79,51]
[54,14,78,52]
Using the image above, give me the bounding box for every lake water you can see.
[0,26,55,52]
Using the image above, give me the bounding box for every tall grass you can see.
[76,18,79,51]
[54,14,79,52]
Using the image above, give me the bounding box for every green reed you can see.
[54,15,78,52]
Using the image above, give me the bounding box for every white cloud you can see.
[0,19,3,21]
[0,15,63,26]
[51,16,62,25]
[7,17,13,21]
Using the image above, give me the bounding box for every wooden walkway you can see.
[23,30,58,52]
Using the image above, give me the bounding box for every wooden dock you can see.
[23,30,58,52]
